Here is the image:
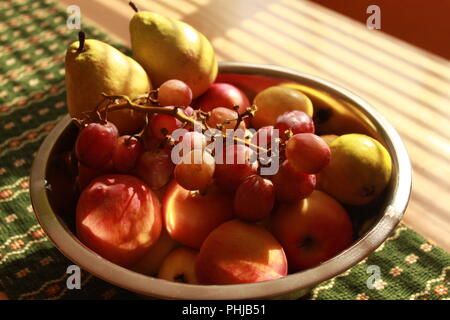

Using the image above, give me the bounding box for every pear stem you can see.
[77,31,85,52]
[129,1,139,12]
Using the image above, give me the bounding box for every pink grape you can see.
[175,131,207,157]
[234,175,275,221]
[174,150,215,191]
[75,122,118,170]
[274,110,314,140]
[286,133,331,174]
[206,107,246,131]
[183,106,195,117]
[136,150,175,189]
[158,79,193,107]
[271,160,316,202]
[112,135,144,173]
[214,144,258,191]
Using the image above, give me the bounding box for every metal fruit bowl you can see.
[30,62,412,299]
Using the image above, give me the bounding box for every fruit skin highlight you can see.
[76,174,162,267]
[270,190,353,272]
[318,134,392,205]
[129,11,218,98]
[196,219,288,285]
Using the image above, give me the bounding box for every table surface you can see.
[58,0,450,252]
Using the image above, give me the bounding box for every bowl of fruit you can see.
[30,5,411,300]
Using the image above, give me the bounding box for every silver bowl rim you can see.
[30,62,412,300]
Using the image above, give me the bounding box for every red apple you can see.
[162,180,234,249]
[76,174,162,267]
[195,83,250,115]
[157,247,199,284]
[270,190,353,272]
[196,219,288,284]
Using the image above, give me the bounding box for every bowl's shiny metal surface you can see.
[30,62,412,299]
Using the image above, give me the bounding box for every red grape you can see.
[250,125,278,161]
[251,126,275,149]
[75,122,118,170]
[234,175,275,221]
[158,79,193,107]
[136,150,175,189]
[150,112,182,140]
[143,115,161,150]
[196,83,250,114]
[112,135,144,173]
[286,133,331,174]
[271,160,316,202]
[274,110,314,140]
[174,150,215,191]
[214,144,258,191]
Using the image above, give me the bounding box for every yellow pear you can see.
[318,134,392,205]
[65,35,151,134]
[129,10,217,98]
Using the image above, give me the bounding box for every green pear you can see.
[129,11,218,98]
[65,35,151,134]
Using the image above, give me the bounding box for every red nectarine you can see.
[162,180,234,249]
[76,174,162,267]
[196,219,288,285]
[270,190,353,272]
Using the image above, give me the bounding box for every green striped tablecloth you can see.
[0,0,448,300]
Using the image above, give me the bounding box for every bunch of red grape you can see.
[73,79,331,223]
[74,79,192,190]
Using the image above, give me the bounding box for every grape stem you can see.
[96,93,269,153]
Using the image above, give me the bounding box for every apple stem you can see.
[129,1,139,12]
[77,31,85,52]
